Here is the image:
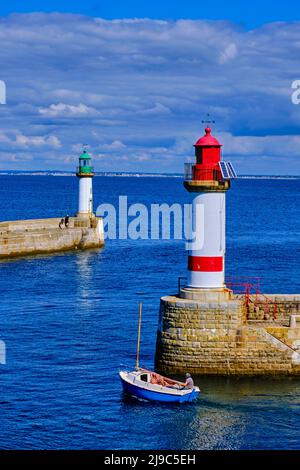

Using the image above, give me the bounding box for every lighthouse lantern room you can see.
[184,126,237,290]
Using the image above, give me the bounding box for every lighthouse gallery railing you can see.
[184,163,221,182]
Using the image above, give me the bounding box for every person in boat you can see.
[184,373,194,389]
[150,372,183,389]
[150,373,167,386]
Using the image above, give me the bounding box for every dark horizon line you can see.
[0,170,299,178]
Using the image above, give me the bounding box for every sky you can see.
[1,1,300,29]
[0,2,300,174]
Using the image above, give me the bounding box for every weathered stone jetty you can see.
[0,149,104,259]
[0,216,104,258]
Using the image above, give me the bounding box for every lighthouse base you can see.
[155,293,300,376]
[180,287,232,302]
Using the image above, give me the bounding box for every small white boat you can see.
[120,368,200,403]
[119,303,200,403]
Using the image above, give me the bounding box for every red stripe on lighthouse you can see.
[188,256,223,272]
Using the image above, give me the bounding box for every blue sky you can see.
[0,3,299,174]
[1,1,300,29]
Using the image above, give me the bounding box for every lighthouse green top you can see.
[79,149,91,160]
[77,149,94,176]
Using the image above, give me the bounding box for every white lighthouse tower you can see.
[184,125,236,291]
[76,148,94,218]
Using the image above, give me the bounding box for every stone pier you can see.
[155,288,300,376]
[0,216,104,258]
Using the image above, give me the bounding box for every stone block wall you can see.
[155,294,300,376]
[236,294,300,324]
[0,217,104,258]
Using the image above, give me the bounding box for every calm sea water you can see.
[0,175,299,450]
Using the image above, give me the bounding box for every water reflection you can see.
[74,249,104,309]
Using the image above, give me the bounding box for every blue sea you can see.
[0,175,300,450]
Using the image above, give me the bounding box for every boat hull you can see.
[120,373,199,403]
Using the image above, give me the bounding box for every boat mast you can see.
[135,303,142,370]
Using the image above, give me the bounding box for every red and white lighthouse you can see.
[184,126,236,289]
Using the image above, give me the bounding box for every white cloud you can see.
[14,133,61,149]
[221,133,300,157]
[219,42,238,64]
[38,103,99,118]
[0,130,61,151]
[100,140,127,151]
[0,151,33,162]
[138,102,172,116]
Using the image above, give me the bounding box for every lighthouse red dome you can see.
[194,127,221,147]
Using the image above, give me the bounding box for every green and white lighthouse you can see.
[76,148,94,217]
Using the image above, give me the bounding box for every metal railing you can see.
[184,163,193,181]
[226,276,278,321]
[183,163,221,182]
[177,275,278,322]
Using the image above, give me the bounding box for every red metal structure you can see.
[192,127,223,181]
[226,277,278,321]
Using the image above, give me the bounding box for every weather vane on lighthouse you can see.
[201,113,215,125]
